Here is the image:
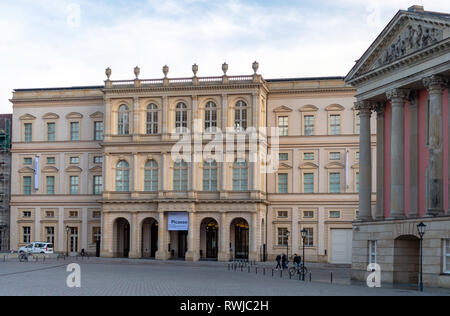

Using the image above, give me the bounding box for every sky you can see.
[1,0,449,113]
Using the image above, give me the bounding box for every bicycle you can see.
[288,263,308,278]
[18,252,30,262]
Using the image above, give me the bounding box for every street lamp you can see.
[301,228,308,281]
[417,222,426,292]
[65,225,70,257]
[285,231,290,265]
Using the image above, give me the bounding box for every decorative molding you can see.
[299,104,319,112]
[386,88,410,102]
[18,167,35,174]
[325,104,345,111]
[89,111,104,119]
[325,162,345,169]
[65,166,83,173]
[273,105,293,113]
[299,162,319,169]
[42,166,59,173]
[423,74,449,92]
[42,113,60,120]
[19,114,36,121]
[66,112,84,119]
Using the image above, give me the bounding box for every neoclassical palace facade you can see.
[9,63,374,263]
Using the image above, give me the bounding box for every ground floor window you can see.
[46,227,55,244]
[444,239,450,274]
[23,226,31,243]
[277,227,288,246]
[369,240,377,265]
[93,227,101,244]
[304,228,314,247]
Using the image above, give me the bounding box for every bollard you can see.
[255,267,258,274]
[331,272,333,284]
[280,270,283,278]
[263,268,266,276]
[289,272,292,280]
[309,272,312,282]
[272,269,274,277]
[248,266,250,273]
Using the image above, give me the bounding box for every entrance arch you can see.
[394,235,420,285]
[200,218,219,260]
[230,218,249,260]
[113,218,130,258]
[141,218,158,258]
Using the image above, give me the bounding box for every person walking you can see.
[281,253,287,270]
[275,254,282,270]
[293,254,301,272]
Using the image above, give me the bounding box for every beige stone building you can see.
[9,65,375,263]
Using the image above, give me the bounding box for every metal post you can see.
[419,237,424,292]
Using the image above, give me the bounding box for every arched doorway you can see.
[114,218,130,258]
[200,218,219,260]
[230,218,249,260]
[141,218,158,258]
[394,235,420,285]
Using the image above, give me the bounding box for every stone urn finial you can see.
[134,66,140,79]
[163,65,169,78]
[252,61,259,74]
[192,63,199,77]
[105,67,112,80]
[222,62,228,76]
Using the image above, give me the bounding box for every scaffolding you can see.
[0,115,11,251]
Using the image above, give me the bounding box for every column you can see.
[355,101,373,221]
[128,213,140,259]
[386,88,409,219]
[156,212,170,260]
[374,103,385,220]
[221,94,228,130]
[408,91,419,218]
[249,213,258,261]
[81,208,88,251]
[218,212,230,261]
[291,208,299,255]
[185,212,199,261]
[423,75,448,216]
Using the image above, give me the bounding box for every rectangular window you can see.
[278,228,288,246]
[329,211,341,219]
[279,153,289,161]
[369,241,377,265]
[330,173,341,193]
[46,176,55,195]
[23,176,32,195]
[47,157,55,165]
[356,172,360,193]
[70,122,80,141]
[70,176,79,195]
[69,211,78,218]
[278,116,288,136]
[277,211,288,218]
[304,115,314,136]
[94,156,103,164]
[330,115,341,135]
[92,227,101,243]
[45,211,54,218]
[23,227,31,243]
[46,227,55,244]
[94,176,103,195]
[330,152,341,160]
[93,211,101,219]
[278,173,288,193]
[47,123,56,142]
[94,122,104,141]
[23,211,31,218]
[304,153,314,160]
[356,152,360,161]
[444,239,450,274]
[70,157,80,164]
[303,173,314,193]
[304,228,314,247]
[24,123,32,142]
[202,165,217,192]
[303,211,314,219]
[24,158,33,165]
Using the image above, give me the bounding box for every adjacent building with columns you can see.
[9,64,371,263]
[346,5,450,288]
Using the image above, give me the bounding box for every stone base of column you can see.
[128,251,140,259]
[388,211,405,220]
[100,251,114,258]
[375,215,385,221]
[218,252,231,262]
[248,252,259,262]
[185,251,200,262]
[156,250,170,260]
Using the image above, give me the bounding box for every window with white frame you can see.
[47,157,55,165]
[93,175,103,195]
[203,159,217,191]
[279,153,289,161]
[304,115,314,136]
[330,152,341,160]
[173,160,188,191]
[330,114,341,135]
[144,160,158,192]
[204,101,217,132]
[70,176,79,195]
[23,176,32,195]
[94,121,104,140]
[23,226,31,243]
[46,176,55,195]
[303,228,314,247]
[70,122,80,141]
[369,240,377,265]
[329,210,341,218]
[118,104,130,135]
[278,228,288,246]
[115,160,130,192]
[234,101,247,131]
[232,160,248,191]
[303,211,314,219]
[330,172,341,193]
[47,123,56,142]
[444,239,450,274]
[303,173,314,193]
[24,123,32,142]
[304,153,314,160]
[46,227,55,244]
[24,157,33,165]
[146,104,158,135]
[277,173,288,193]
[278,116,288,136]
[175,102,188,133]
[277,211,288,218]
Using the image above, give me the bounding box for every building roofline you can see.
[13,85,104,92]
[266,76,345,82]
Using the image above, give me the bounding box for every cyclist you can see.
[293,254,301,272]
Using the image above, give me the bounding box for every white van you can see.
[18,242,54,254]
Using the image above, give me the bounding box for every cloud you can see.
[1,0,449,113]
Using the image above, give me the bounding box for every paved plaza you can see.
[0,257,449,296]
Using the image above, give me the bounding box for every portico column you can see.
[249,213,258,261]
[408,91,419,218]
[185,212,199,261]
[218,212,230,261]
[423,75,448,216]
[374,103,385,220]
[355,101,373,221]
[156,212,170,260]
[386,88,409,219]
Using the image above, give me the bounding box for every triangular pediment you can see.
[66,112,83,119]
[89,166,103,173]
[299,104,318,112]
[42,113,60,120]
[299,162,318,169]
[273,105,293,113]
[90,111,104,119]
[278,163,292,169]
[346,9,450,83]
[19,167,35,173]
[325,162,345,169]
[19,114,36,121]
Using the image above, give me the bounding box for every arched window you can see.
[173,160,188,192]
[175,102,188,133]
[203,159,217,191]
[144,160,158,192]
[205,101,217,132]
[118,105,130,135]
[232,160,248,191]
[146,104,158,135]
[116,160,130,192]
[234,100,247,131]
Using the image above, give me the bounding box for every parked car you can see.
[18,242,54,254]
